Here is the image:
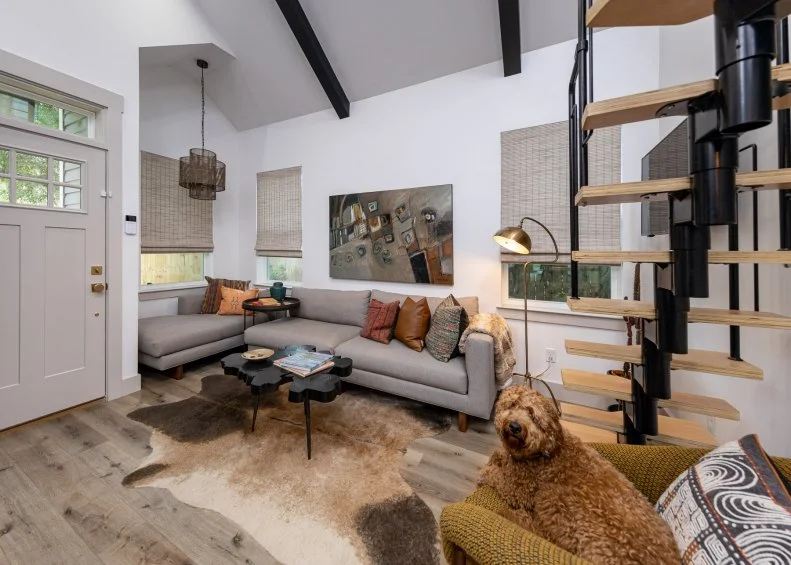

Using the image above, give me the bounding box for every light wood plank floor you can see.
[0,357,608,565]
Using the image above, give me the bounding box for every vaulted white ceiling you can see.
[140,0,578,131]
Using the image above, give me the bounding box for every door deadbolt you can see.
[91,265,103,275]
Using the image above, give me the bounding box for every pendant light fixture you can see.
[179,59,226,200]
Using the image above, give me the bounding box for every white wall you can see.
[235,28,661,383]
[139,66,242,277]
[651,18,791,456]
[0,0,231,392]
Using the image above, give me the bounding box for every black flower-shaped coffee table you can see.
[221,345,353,459]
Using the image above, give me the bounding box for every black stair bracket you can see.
[715,0,777,133]
[778,18,791,250]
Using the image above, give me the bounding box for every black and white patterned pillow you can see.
[656,435,791,564]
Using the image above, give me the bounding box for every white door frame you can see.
[0,48,127,400]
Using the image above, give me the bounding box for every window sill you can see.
[254,282,303,289]
[139,281,207,294]
[497,300,625,331]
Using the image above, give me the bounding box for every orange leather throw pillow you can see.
[394,297,431,351]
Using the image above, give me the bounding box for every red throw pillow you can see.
[360,299,400,344]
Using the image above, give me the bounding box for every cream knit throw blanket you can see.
[458,313,516,388]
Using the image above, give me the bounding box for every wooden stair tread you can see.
[582,65,791,130]
[688,308,791,329]
[576,168,791,206]
[572,250,791,265]
[561,402,718,448]
[565,340,763,379]
[567,297,655,318]
[560,370,740,420]
[587,0,791,28]
[561,420,619,443]
[567,298,791,329]
[582,79,716,130]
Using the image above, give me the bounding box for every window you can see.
[0,146,84,210]
[256,256,303,284]
[505,263,617,302]
[141,253,209,286]
[0,82,94,138]
[500,121,622,304]
[256,166,303,284]
[140,151,214,288]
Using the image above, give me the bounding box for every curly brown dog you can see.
[479,387,680,565]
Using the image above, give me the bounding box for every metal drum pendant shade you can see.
[179,59,226,200]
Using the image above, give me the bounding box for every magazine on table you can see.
[275,359,335,378]
[274,351,334,375]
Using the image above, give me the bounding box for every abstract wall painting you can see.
[329,184,453,285]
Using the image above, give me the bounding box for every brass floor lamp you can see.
[493,217,560,402]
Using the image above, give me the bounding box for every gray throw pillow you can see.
[425,295,469,363]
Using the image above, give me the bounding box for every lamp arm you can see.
[519,216,560,263]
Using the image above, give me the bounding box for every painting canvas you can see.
[329,184,453,285]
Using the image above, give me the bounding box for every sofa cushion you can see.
[291,287,371,327]
[393,297,431,352]
[335,336,468,395]
[360,299,400,344]
[244,318,361,353]
[217,287,259,316]
[177,288,208,315]
[656,434,791,565]
[371,290,479,317]
[426,295,469,363]
[139,314,247,358]
[202,277,250,314]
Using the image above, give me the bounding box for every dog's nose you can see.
[508,421,522,435]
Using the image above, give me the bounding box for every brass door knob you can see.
[91,282,106,293]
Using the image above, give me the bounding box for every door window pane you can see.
[16,152,48,179]
[54,160,81,185]
[0,149,8,174]
[0,178,8,202]
[16,181,48,206]
[54,186,81,210]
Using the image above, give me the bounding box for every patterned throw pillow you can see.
[425,295,469,363]
[360,299,400,344]
[656,434,791,564]
[201,276,250,314]
[217,287,259,316]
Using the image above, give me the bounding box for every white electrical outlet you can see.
[545,348,557,364]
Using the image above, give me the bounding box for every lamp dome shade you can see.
[493,226,532,255]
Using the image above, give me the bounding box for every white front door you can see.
[0,125,106,429]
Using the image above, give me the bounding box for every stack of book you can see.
[274,351,335,377]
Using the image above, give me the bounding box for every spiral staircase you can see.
[560,0,791,447]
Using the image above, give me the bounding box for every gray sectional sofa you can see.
[138,288,265,379]
[244,287,497,429]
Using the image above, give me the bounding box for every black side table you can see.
[241,297,301,330]
[221,346,352,459]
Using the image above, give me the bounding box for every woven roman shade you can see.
[256,166,302,258]
[140,151,213,253]
[500,121,621,263]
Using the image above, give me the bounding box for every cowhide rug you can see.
[124,373,451,565]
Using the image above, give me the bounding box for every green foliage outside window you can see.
[266,257,303,282]
[507,263,612,302]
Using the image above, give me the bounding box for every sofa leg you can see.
[170,365,184,380]
[458,412,468,433]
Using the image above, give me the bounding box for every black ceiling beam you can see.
[498,0,522,77]
[275,0,350,119]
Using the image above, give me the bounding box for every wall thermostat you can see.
[125,215,137,235]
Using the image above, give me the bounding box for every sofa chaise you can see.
[138,288,265,379]
[243,287,497,430]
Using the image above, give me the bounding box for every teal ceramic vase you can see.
[270,282,287,302]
